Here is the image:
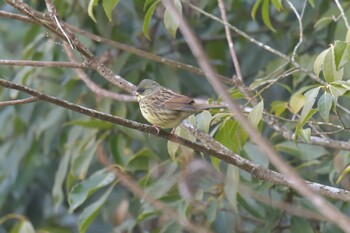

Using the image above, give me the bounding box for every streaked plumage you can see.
[133,79,222,129]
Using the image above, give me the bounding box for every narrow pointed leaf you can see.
[317,92,332,122]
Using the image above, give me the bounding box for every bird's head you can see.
[133,79,161,100]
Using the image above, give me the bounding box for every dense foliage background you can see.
[1,0,350,232]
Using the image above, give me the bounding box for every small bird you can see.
[133,79,223,129]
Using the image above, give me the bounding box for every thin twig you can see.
[45,0,74,49]
[217,0,243,84]
[0,97,38,106]
[286,0,307,63]
[334,0,350,30]
[0,59,87,68]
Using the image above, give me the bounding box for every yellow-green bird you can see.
[133,79,223,129]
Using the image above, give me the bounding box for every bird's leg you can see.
[151,125,160,134]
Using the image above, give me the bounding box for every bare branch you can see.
[286,0,307,63]
[0,59,86,68]
[0,97,38,106]
[334,0,350,30]
[217,0,243,83]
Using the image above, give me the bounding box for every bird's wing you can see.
[155,88,197,111]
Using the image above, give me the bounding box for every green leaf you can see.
[290,93,306,114]
[196,110,212,133]
[295,87,320,140]
[317,92,333,122]
[314,17,333,30]
[270,101,287,116]
[346,29,350,42]
[334,41,350,70]
[167,128,180,161]
[244,143,269,168]
[52,150,71,211]
[313,49,329,78]
[78,185,114,233]
[224,165,239,213]
[336,164,350,184]
[276,141,328,160]
[323,46,344,83]
[88,0,99,23]
[291,217,313,233]
[143,0,160,40]
[307,0,315,8]
[262,0,276,32]
[164,0,182,37]
[328,83,348,97]
[295,108,318,141]
[248,100,263,128]
[299,87,320,124]
[299,128,311,144]
[210,156,221,172]
[271,0,282,11]
[206,200,219,224]
[215,120,241,153]
[144,0,157,10]
[68,168,116,212]
[127,148,156,171]
[251,0,263,20]
[102,0,121,21]
[17,220,35,233]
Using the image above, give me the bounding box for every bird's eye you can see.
[137,88,145,94]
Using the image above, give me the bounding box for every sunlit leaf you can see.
[290,93,306,114]
[328,83,348,97]
[248,100,263,128]
[271,0,282,11]
[262,0,276,32]
[164,0,182,37]
[323,46,344,83]
[299,128,311,144]
[251,0,263,20]
[336,163,350,184]
[102,0,121,21]
[196,110,212,133]
[143,0,160,40]
[270,101,287,116]
[88,0,99,23]
[18,220,35,233]
[313,49,329,78]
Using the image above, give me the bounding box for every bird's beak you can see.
[132,90,138,96]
